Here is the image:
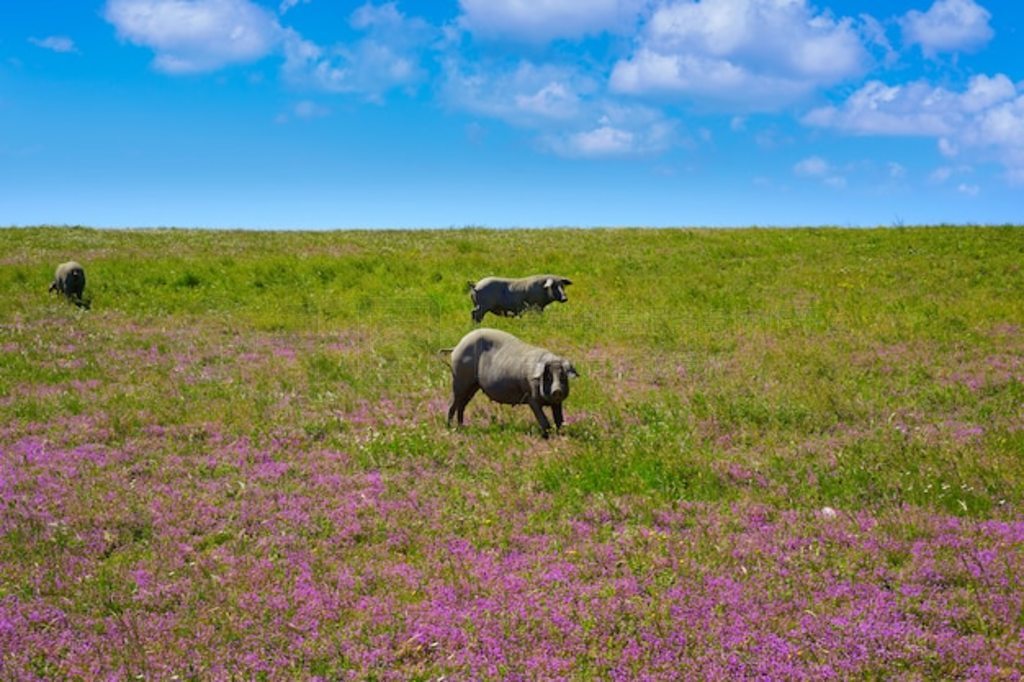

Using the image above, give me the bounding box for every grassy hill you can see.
[2,226,1023,678]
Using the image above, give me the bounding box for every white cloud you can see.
[441,59,594,126]
[349,1,426,36]
[279,0,310,13]
[543,122,675,158]
[457,0,648,43]
[29,36,79,54]
[565,126,636,156]
[611,49,812,108]
[900,0,993,57]
[888,162,907,179]
[104,0,283,74]
[961,94,1024,148]
[802,80,957,136]
[514,82,581,120]
[610,0,870,110]
[793,155,847,188]
[804,74,1024,183]
[959,73,1015,112]
[103,0,429,97]
[281,3,434,100]
[542,104,677,157]
[794,155,829,176]
[282,35,414,100]
[441,58,677,157]
[957,182,980,196]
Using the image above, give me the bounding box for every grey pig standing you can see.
[446,328,579,438]
[467,275,572,323]
[49,261,87,305]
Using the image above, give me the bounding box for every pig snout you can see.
[543,369,566,402]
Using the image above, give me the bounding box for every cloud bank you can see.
[98,0,1019,179]
[804,74,1024,182]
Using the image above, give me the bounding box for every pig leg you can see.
[528,399,552,438]
[448,379,479,427]
[551,403,564,431]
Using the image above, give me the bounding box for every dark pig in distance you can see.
[467,275,573,323]
[49,261,87,306]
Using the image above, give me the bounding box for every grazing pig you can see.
[467,275,572,323]
[48,261,87,305]
[446,328,579,437]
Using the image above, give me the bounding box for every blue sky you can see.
[1,0,1022,228]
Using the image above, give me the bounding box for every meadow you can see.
[1,225,1023,679]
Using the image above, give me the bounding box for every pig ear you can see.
[561,278,573,286]
[532,360,547,380]
[543,277,554,289]
[563,360,579,378]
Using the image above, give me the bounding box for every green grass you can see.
[3,226,1024,677]
[3,225,1023,517]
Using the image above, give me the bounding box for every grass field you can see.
[2,225,1023,679]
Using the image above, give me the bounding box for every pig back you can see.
[477,339,544,405]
